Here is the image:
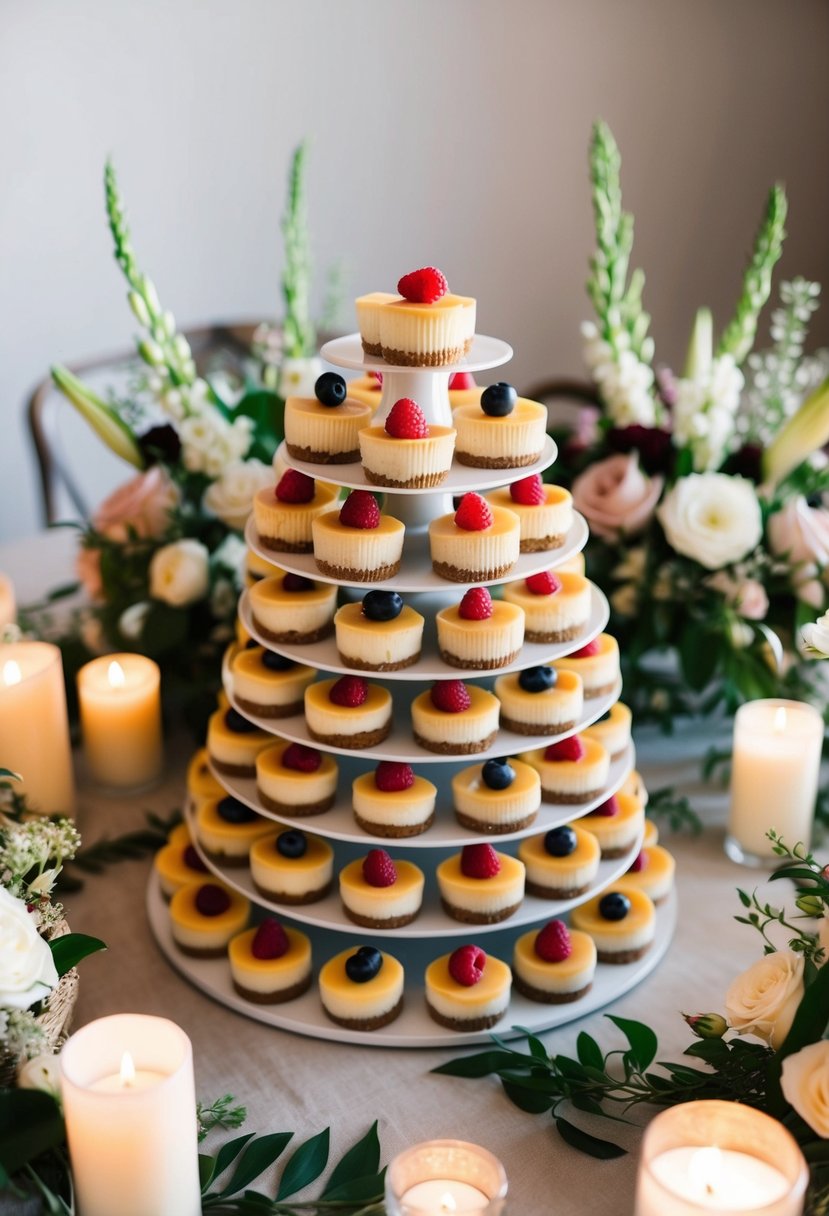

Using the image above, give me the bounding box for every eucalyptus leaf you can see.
[321,1121,380,1198]
[275,1128,330,1201]
[555,1117,626,1159]
[49,933,106,976]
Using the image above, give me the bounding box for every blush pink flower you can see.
[706,572,769,621]
[572,453,663,542]
[93,467,179,543]
[75,547,103,601]
[767,497,829,568]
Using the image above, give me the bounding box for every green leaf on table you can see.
[219,1132,294,1197]
[576,1032,606,1072]
[322,1170,387,1203]
[49,933,106,976]
[605,1016,658,1072]
[684,1039,731,1067]
[432,1050,520,1078]
[512,1028,549,1061]
[555,1117,626,1159]
[321,1120,380,1197]
[205,1132,257,1190]
[199,1154,217,1190]
[501,1078,553,1114]
[275,1127,330,1200]
[0,1089,64,1174]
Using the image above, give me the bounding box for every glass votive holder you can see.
[385,1139,508,1215]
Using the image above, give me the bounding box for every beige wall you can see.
[2,0,828,538]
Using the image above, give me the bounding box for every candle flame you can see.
[773,706,788,733]
[119,1051,136,1087]
[2,661,21,687]
[439,1195,457,1214]
[689,1146,723,1197]
[108,661,126,689]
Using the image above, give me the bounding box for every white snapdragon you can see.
[180,411,252,478]
[581,322,658,427]
[673,354,744,471]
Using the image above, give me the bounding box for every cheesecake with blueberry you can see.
[206,708,273,777]
[429,493,520,583]
[512,920,597,1004]
[256,742,338,816]
[425,944,511,1031]
[351,762,437,837]
[319,945,405,1030]
[230,647,316,718]
[518,823,601,899]
[454,384,547,468]
[358,396,455,488]
[579,793,645,859]
[249,828,334,903]
[584,701,632,759]
[570,885,656,963]
[357,268,476,366]
[169,881,250,958]
[486,476,573,552]
[304,675,393,748]
[339,848,425,928]
[451,757,541,833]
[194,795,272,865]
[436,843,525,924]
[436,587,525,670]
[553,634,620,699]
[284,373,374,463]
[411,680,500,755]
[503,570,592,644]
[495,667,583,736]
[229,919,313,1004]
[334,591,424,671]
[186,748,226,807]
[312,490,405,582]
[248,572,338,645]
[253,471,339,553]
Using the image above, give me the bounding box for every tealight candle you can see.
[385,1141,507,1216]
[60,1014,202,1216]
[0,641,75,815]
[726,698,823,865]
[77,653,163,789]
[0,573,16,629]
[634,1101,807,1216]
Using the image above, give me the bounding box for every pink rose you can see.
[706,572,769,621]
[75,547,103,601]
[768,497,829,567]
[93,467,179,543]
[572,453,663,542]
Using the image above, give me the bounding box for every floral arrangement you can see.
[553,121,829,720]
[436,834,829,1214]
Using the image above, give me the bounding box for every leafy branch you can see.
[717,183,787,365]
[198,1096,248,1143]
[57,809,180,892]
[281,141,315,360]
[645,787,703,835]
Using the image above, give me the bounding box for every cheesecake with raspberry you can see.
[454,384,547,468]
[580,792,645,859]
[486,476,573,552]
[451,757,541,833]
[436,843,525,924]
[436,587,525,670]
[229,919,313,1004]
[521,735,610,804]
[339,848,425,928]
[319,945,405,1030]
[359,397,455,488]
[253,471,338,553]
[230,647,316,718]
[554,634,620,699]
[351,762,437,837]
[425,944,511,1031]
[255,741,339,816]
[169,881,250,958]
[355,293,398,357]
[312,490,405,582]
[448,370,484,411]
[503,570,592,644]
[512,920,597,1004]
[518,823,601,899]
[584,701,632,759]
[154,832,210,899]
[249,828,334,903]
[429,493,520,583]
[357,268,476,366]
[334,591,424,671]
[304,675,392,748]
[411,680,500,755]
[570,885,656,963]
[284,374,373,463]
[248,572,338,645]
[494,667,583,736]
[622,844,675,904]
[194,794,272,865]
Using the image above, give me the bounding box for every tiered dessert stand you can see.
[148,332,675,1047]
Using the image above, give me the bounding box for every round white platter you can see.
[237,582,609,682]
[245,513,589,595]
[209,742,635,849]
[146,874,675,1048]
[320,333,513,375]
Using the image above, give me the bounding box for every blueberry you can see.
[482,758,516,790]
[544,826,578,857]
[245,638,260,649]
[481,382,517,417]
[345,945,383,983]
[217,796,257,825]
[315,372,347,407]
[362,590,403,622]
[599,892,631,922]
[518,666,557,693]
[276,829,307,859]
[262,650,296,672]
[225,708,259,734]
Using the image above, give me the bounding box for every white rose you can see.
[149,539,209,607]
[203,459,274,531]
[657,473,762,570]
[725,950,804,1048]
[801,610,829,659]
[278,356,323,399]
[18,1052,62,1102]
[781,1041,829,1137]
[0,888,59,1011]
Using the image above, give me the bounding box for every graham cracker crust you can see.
[440,896,522,924]
[353,810,435,838]
[597,943,652,965]
[259,536,314,554]
[315,559,401,582]
[512,974,593,1004]
[322,994,404,1030]
[364,468,449,489]
[235,696,305,719]
[252,878,332,904]
[432,561,514,583]
[232,974,312,1004]
[524,624,588,644]
[210,757,259,778]
[342,904,420,929]
[413,729,498,755]
[525,878,591,900]
[455,809,538,834]
[258,789,335,816]
[174,940,231,959]
[455,451,542,469]
[337,649,421,672]
[595,841,639,860]
[361,339,383,357]
[308,723,391,749]
[519,534,567,553]
[253,617,334,646]
[426,1001,508,1031]
[540,788,604,805]
[379,339,473,367]
[499,715,577,736]
[285,442,360,464]
[438,647,521,670]
[200,847,252,868]
[583,680,621,699]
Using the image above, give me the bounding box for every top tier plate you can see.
[320,333,513,374]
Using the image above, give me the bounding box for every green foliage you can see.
[58,808,180,892]
[645,788,703,835]
[48,933,106,977]
[0,1090,64,1176]
[198,1096,249,1143]
[281,141,315,360]
[717,184,788,366]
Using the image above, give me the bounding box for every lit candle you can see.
[400,1181,489,1212]
[0,641,75,815]
[0,573,16,629]
[635,1101,807,1216]
[385,1141,507,1216]
[60,1014,202,1216]
[77,653,163,789]
[727,699,823,865]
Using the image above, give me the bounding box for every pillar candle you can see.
[0,574,16,629]
[0,641,75,815]
[60,1014,202,1216]
[77,653,162,789]
[385,1141,507,1215]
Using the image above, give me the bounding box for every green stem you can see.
[717,183,787,365]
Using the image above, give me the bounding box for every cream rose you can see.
[781,1041,829,1137]
[725,950,804,1048]
[18,1052,62,1102]
[571,453,663,542]
[657,473,762,570]
[802,610,829,659]
[203,459,274,531]
[93,467,179,542]
[149,539,209,607]
[0,888,59,1011]
[278,355,323,399]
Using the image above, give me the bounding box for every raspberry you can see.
[544,736,586,762]
[340,490,380,530]
[385,398,428,439]
[397,266,448,303]
[593,795,620,818]
[430,680,471,713]
[363,848,398,887]
[535,919,572,963]
[454,492,493,532]
[461,843,501,879]
[183,845,208,874]
[375,761,415,792]
[276,470,315,503]
[526,571,562,596]
[571,639,601,658]
[329,675,368,707]
[628,850,649,873]
[448,371,476,391]
[282,743,322,772]
[252,918,289,959]
[195,884,231,917]
[458,587,493,621]
[368,371,383,386]
[510,474,546,505]
[448,944,486,986]
[283,572,315,592]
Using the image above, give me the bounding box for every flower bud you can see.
[161,310,176,338]
[173,334,192,361]
[140,275,161,317]
[138,339,164,367]
[795,894,824,918]
[128,291,151,328]
[683,1012,728,1039]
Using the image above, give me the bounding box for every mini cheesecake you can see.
[230,647,316,718]
[580,793,645,859]
[570,884,656,963]
[304,677,393,748]
[643,817,658,847]
[622,845,675,904]
[503,572,592,644]
[334,599,424,671]
[245,548,279,587]
[583,701,632,759]
[451,758,541,833]
[249,574,338,645]
[339,850,425,928]
[256,742,339,816]
[229,922,313,1004]
[495,668,583,736]
[235,615,254,647]
[352,765,437,838]
[169,881,250,958]
[359,424,456,488]
[284,393,373,463]
[425,946,511,1031]
[436,846,525,924]
[521,737,610,804]
[319,945,405,1030]
[512,923,597,1004]
[436,597,525,670]
[621,769,649,808]
[253,480,339,553]
[557,552,585,576]
[411,683,500,755]
[429,502,520,583]
[453,398,547,468]
[249,829,334,903]
[195,795,273,865]
[166,822,192,851]
[207,709,272,778]
[345,371,384,407]
[187,748,226,807]
[485,483,573,552]
[312,505,405,582]
[518,823,601,899]
[154,835,210,899]
[368,293,477,367]
[355,292,398,357]
[553,634,620,699]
